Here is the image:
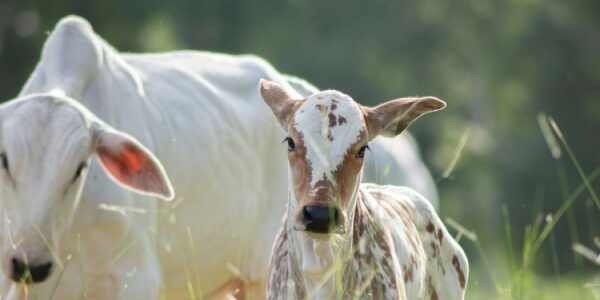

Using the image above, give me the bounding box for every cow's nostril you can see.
[10,258,26,281]
[30,262,52,282]
[10,258,52,283]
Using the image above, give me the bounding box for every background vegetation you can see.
[0,0,598,298]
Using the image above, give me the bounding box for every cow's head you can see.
[0,94,173,283]
[260,80,445,236]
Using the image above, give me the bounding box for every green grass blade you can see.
[48,255,71,300]
[556,161,583,268]
[441,128,470,179]
[548,116,600,211]
[501,205,515,288]
[532,166,600,253]
[537,113,561,159]
[572,243,600,266]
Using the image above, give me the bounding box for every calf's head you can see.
[0,94,173,283]
[260,80,445,236]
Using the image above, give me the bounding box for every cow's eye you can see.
[283,137,296,152]
[356,145,369,159]
[0,152,8,173]
[73,162,87,181]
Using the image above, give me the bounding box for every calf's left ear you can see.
[362,96,446,140]
[93,126,174,201]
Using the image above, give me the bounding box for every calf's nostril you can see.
[302,206,314,222]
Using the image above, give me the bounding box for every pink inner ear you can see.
[97,142,169,197]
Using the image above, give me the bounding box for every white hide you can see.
[286,79,439,206]
[0,15,438,299]
[294,91,364,188]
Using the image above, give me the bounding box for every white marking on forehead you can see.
[293,90,364,187]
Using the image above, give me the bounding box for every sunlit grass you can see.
[442,128,470,180]
[47,255,71,300]
[14,113,599,299]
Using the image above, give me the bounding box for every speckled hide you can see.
[268,185,468,299]
[260,80,468,300]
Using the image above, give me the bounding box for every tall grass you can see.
[15,113,599,299]
[454,114,600,299]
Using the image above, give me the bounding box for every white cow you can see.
[0,15,439,299]
[260,80,468,299]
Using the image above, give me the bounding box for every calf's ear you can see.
[362,96,446,140]
[259,79,300,130]
[93,126,174,201]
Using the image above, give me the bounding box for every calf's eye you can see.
[356,145,369,159]
[284,137,296,152]
[73,162,87,182]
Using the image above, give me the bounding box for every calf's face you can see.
[260,80,445,236]
[0,95,173,283]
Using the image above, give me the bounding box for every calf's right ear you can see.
[259,79,300,130]
[93,126,174,201]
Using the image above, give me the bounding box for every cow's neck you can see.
[77,51,149,130]
[285,171,362,298]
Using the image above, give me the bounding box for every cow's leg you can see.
[73,166,162,299]
[85,234,162,299]
[205,278,245,300]
[241,279,268,300]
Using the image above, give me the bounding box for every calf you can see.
[261,80,468,299]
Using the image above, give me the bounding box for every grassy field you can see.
[444,113,600,300]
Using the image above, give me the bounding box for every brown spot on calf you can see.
[328,112,337,128]
[430,288,438,300]
[426,222,434,233]
[452,255,466,289]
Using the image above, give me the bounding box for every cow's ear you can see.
[362,96,446,140]
[259,79,300,130]
[93,126,174,200]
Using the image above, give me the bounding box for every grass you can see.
[466,272,599,300]
[451,114,600,300]
[14,112,600,299]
